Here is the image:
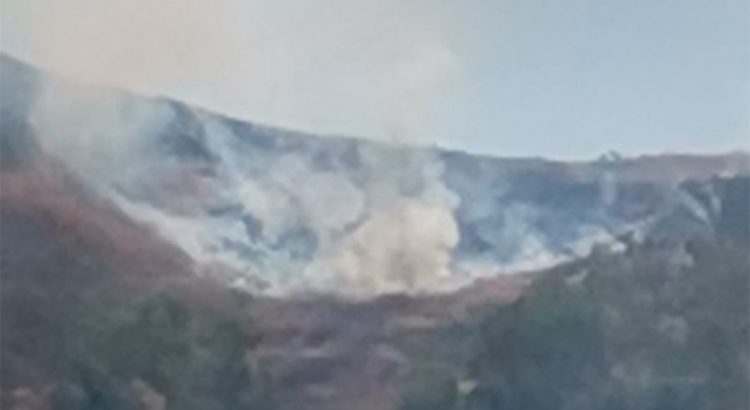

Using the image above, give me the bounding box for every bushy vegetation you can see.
[4,289,274,410]
[0,208,275,410]
[401,234,749,410]
[45,294,274,410]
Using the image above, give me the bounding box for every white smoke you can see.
[24,73,633,298]
[9,0,633,299]
[3,0,462,142]
[233,153,366,243]
[25,74,629,298]
[196,119,464,297]
[29,78,175,188]
[296,145,463,296]
[313,200,460,296]
[5,0,476,297]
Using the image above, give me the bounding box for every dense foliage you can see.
[401,237,749,410]
[0,207,274,410]
[4,287,274,410]
[46,294,273,410]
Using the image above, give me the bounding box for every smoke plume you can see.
[7,1,622,298]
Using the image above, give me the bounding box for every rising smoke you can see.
[23,62,627,297]
[8,0,631,298]
[3,0,462,141]
[11,0,473,297]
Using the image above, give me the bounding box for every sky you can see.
[1,0,748,159]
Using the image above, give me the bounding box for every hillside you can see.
[1,54,748,410]
[1,53,747,297]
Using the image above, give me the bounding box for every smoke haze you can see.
[2,0,472,297]
[2,0,461,144]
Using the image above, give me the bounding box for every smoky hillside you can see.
[1,54,749,410]
[1,53,747,297]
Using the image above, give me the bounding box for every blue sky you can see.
[2,0,748,159]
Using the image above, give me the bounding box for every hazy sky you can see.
[2,0,748,159]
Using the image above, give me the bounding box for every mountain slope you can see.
[2,53,746,297]
[1,54,748,410]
